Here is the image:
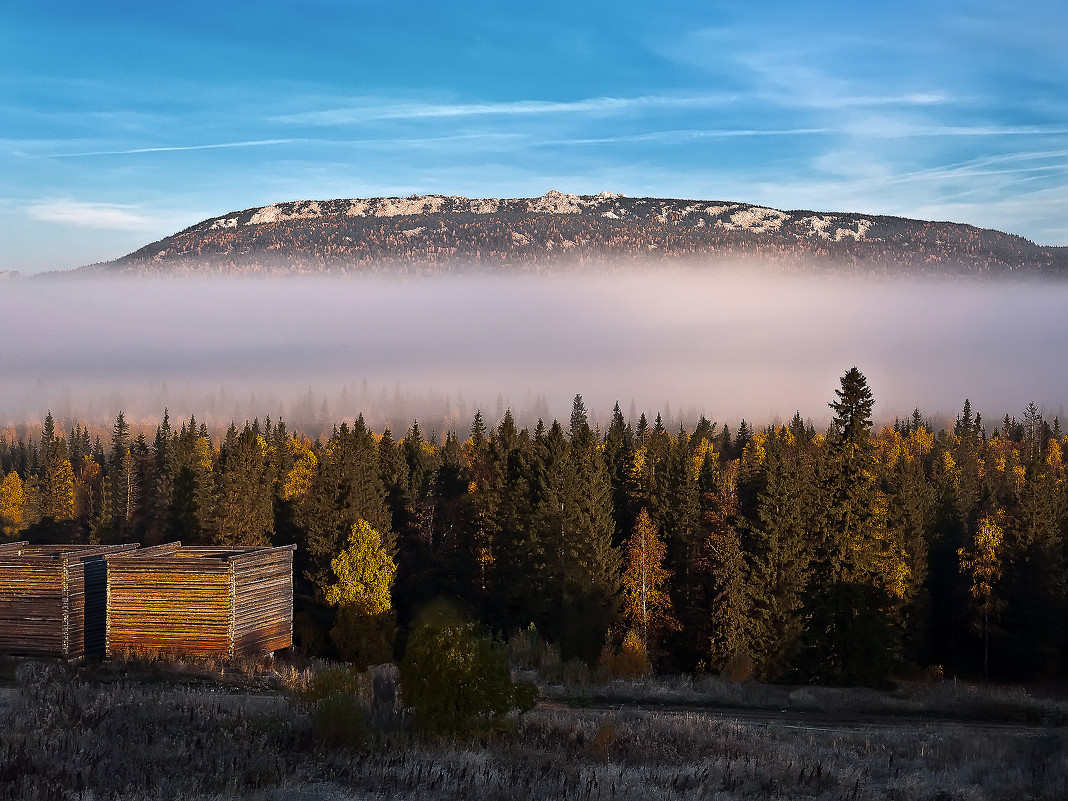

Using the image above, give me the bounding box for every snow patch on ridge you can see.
[719,207,788,233]
[798,215,873,241]
[248,201,323,225]
[200,192,875,245]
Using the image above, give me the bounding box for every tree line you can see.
[1,369,1065,686]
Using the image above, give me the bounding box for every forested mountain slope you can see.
[87,191,1068,276]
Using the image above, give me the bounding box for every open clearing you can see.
[1,659,1066,800]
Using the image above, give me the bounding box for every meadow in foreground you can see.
[1,655,1064,801]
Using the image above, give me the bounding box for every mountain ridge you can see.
[84,190,1068,276]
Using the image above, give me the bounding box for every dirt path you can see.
[538,697,1067,739]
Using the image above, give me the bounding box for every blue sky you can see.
[4,1,1067,273]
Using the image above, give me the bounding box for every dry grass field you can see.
[0,655,1065,801]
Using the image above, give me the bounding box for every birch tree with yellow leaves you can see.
[325,518,398,666]
[958,514,1004,680]
[621,508,676,659]
[0,471,26,538]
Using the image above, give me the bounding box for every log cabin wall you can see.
[0,543,137,658]
[231,546,296,657]
[105,544,295,659]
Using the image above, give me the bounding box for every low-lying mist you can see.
[2,269,1066,437]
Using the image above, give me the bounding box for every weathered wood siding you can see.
[105,544,295,658]
[0,543,136,658]
[231,547,295,656]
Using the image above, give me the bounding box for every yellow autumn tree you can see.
[281,438,318,502]
[958,514,1005,679]
[0,471,26,538]
[325,519,398,666]
[621,509,677,658]
[46,457,76,522]
[76,456,102,527]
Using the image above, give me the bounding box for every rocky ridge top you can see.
[94,190,1067,276]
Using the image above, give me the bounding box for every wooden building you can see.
[0,542,138,658]
[104,543,296,658]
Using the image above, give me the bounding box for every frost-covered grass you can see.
[539,671,1068,727]
[0,657,1065,800]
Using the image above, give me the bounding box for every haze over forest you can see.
[3,268,1067,436]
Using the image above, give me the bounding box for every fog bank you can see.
[2,270,1065,435]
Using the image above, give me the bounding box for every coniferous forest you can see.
[2,368,1066,688]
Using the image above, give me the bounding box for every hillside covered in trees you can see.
[2,371,1066,687]
[85,191,1068,277]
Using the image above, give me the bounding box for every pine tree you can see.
[296,418,392,593]
[651,428,702,669]
[564,414,621,663]
[168,416,215,544]
[800,368,902,686]
[147,411,175,545]
[745,428,815,680]
[997,465,1066,678]
[211,424,274,546]
[109,411,134,527]
[479,410,536,630]
[603,402,637,547]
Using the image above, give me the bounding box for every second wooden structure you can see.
[104,543,296,658]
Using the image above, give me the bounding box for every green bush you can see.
[400,602,535,735]
[296,664,363,704]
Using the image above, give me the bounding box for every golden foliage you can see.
[630,446,648,487]
[1046,437,1064,475]
[324,519,397,616]
[690,437,716,481]
[958,515,1005,626]
[621,509,677,652]
[908,426,934,458]
[0,471,26,537]
[599,629,650,680]
[194,436,214,474]
[281,438,318,501]
[47,458,76,522]
[741,432,767,467]
[875,427,903,470]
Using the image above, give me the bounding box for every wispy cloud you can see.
[771,90,950,112]
[539,127,832,146]
[845,122,1068,139]
[26,199,159,230]
[272,94,738,125]
[41,139,299,159]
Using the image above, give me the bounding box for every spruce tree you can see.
[745,428,815,680]
[296,418,392,593]
[603,402,637,546]
[651,428,702,670]
[480,410,536,631]
[211,424,274,546]
[800,367,900,686]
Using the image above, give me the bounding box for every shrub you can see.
[508,623,561,673]
[720,652,756,682]
[400,602,534,735]
[599,630,650,681]
[296,664,371,748]
[295,664,363,704]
